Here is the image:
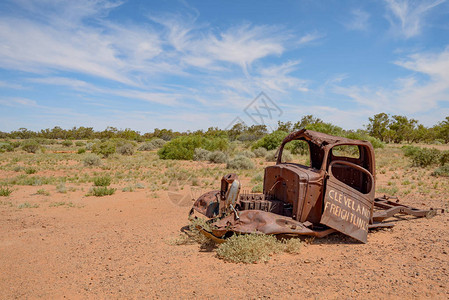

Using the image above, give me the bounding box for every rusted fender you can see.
[210,210,335,238]
[192,190,219,218]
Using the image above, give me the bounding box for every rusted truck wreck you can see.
[190,129,441,243]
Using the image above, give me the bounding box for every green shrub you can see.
[75,141,85,147]
[138,142,156,151]
[62,140,72,147]
[0,186,12,196]
[252,130,288,150]
[253,147,268,158]
[193,148,211,161]
[25,167,37,174]
[440,151,449,166]
[117,143,134,156]
[87,186,116,197]
[158,136,228,160]
[432,165,449,177]
[402,145,421,157]
[265,149,293,162]
[344,132,384,149]
[208,151,227,163]
[410,148,440,167]
[93,176,112,186]
[150,138,166,148]
[0,142,14,152]
[77,148,86,154]
[83,154,102,166]
[239,150,255,158]
[227,155,254,169]
[287,140,309,155]
[92,141,116,157]
[21,140,40,153]
[251,183,263,193]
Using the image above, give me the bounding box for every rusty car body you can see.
[190,129,440,243]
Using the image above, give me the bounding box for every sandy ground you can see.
[0,178,448,300]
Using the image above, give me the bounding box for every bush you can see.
[208,151,227,163]
[158,136,228,160]
[239,150,255,158]
[87,186,116,197]
[252,130,288,150]
[77,148,86,154]
[287,140,309,155]
[93,176,112,186]
[402,145,421,157]
[410,148,440,167]
[62,140,72,147]
[75,141,85,147]
[150,138,166,148]
[344,132,384,149]
[117,143,134,156]
[253,147,268,158]
[21,140,40,153]
[138,142,156,151]
[227,155,254,169]
[25,167,37,174]
[92,141,116,158]
[0,142,14,152]
[216,234,302,264]
[0,186,12,197]
[265,149,293,162]
[432,165,449,177]
[193,148,211,161]
[440,151,449,166]
[251,183,263,193]
[83,154,102,166]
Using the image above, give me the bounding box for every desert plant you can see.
[21,140,40,153]
[35,189,50,196]
[138,142,156,151]
[432,165,449,177]
[440,150,449,166]
[62,140,72,147]
[25,167,37,174]
[150,138,166,148]
[193,148,211,161]
[239,150,255,158]
[265,149,293,162]
[83,154,102,166]
[251,183,263,193]
[87,186,116,196]
[252,130,288,151]
[410,148,440,167]
[77,148,86,154]
[0,142,14,152]
[216,233,301,264]
[227,155,254,169]
[93,175,112,186]
[92,141,116,157]
[208,151,227,163]
[158,135,229,160]
[0,186,12,196]
[117,143,134,156]
[253,147,268,158]
[75,141,85,147]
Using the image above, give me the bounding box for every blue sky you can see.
[1,0,449,133]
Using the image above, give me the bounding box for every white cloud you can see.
[384,0,446,38]
[344,9,370,31]
[332,46,449,116]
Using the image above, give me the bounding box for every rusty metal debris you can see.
[190,129,443,243]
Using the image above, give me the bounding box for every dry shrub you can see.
[208,151,227,163]
[227,155,254,169]
[216,233,302,264]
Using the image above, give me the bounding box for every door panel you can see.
[320,161,374,243]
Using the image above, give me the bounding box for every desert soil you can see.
[0,154,448,299]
